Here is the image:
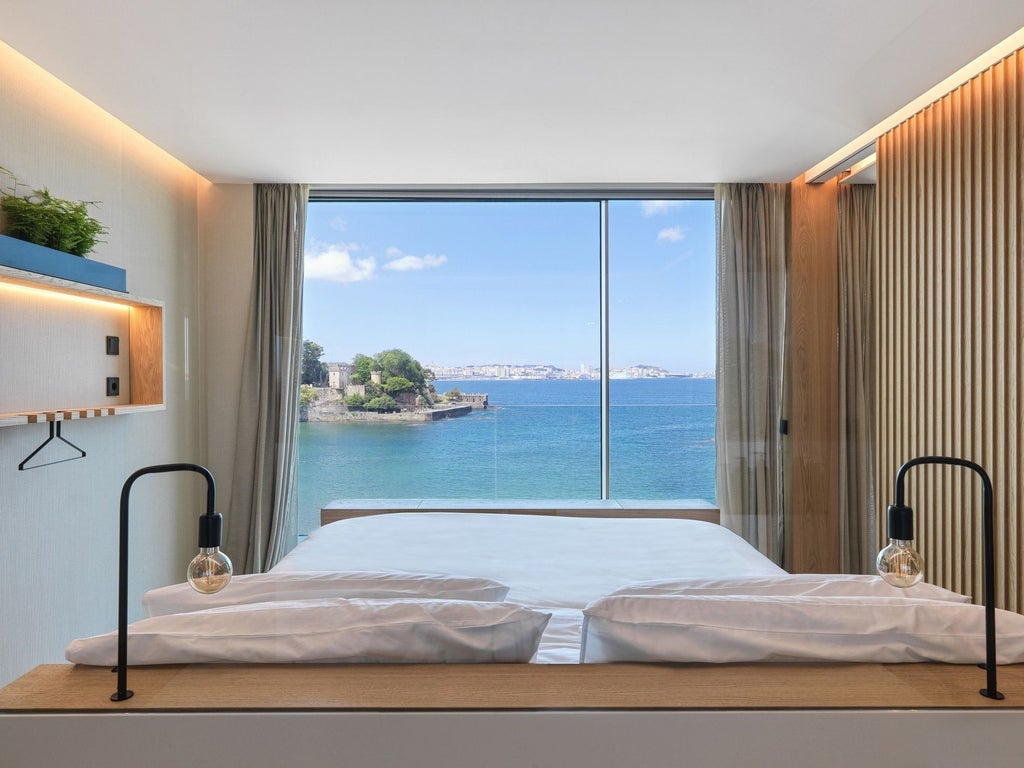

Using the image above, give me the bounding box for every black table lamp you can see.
[877,456,1002,700]
[112,463,233,702]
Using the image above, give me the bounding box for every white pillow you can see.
[580,594,1024,664]
[607,574,971,603]
[143,570,510,617]
[68,598,550,665]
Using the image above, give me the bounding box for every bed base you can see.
[3,663,1023,767]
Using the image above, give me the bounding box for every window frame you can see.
[306,185,714,501]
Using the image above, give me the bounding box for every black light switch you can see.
[106,336,120,355]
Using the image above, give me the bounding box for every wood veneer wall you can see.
[788,176,840,574]
[875,49,1023,611]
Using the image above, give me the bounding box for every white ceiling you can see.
[3,1,1024,184]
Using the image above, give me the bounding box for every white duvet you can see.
[271,512,785,662]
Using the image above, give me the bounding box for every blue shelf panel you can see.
[0,234,126,292]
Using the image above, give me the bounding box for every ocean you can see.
[296,377,716,535]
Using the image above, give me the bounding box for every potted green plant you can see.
[0,166,125,291]
[0,166,107,256]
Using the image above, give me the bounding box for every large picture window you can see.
[298,195,715,537]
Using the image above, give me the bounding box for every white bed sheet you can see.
[272,513,785,662]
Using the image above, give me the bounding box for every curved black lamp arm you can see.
[113,463,218,702]
[891,456,1001,700]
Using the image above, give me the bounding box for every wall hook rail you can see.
[18,420,87,470]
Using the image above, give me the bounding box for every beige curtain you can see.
[837,183,877,573]
[715,183,789,565]
[226,183,309,572]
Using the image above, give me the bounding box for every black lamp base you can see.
[111,463,220,703]
[888,457,1004,702]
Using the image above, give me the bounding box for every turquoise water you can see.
[297,378,716,535]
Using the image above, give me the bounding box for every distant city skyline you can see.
[302,199,716,373]
[325,360,715,379]
[425,362,715,380]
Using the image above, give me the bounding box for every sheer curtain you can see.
[226,183,309,573]
[837,183,877,573]
[715,183,789,565]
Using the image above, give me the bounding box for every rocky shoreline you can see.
[300,389,480,423]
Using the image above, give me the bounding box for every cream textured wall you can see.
[0,43,205,687]
[198,182,255,539]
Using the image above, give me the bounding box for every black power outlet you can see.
[106,377,120,397]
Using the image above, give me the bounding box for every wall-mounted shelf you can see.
[0,263,164,428]
[0,405,166,429]
[0,233,127,292]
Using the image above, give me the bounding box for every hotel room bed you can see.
[3,508,1024,767]
[272,510,788,663]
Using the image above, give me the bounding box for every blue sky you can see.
[302,199,715,373]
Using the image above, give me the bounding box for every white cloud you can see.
[384,248,448,272]
[304,245,376,283]
[640,200,686,217]
[657,226,686,242]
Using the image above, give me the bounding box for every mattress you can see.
[271,512,786,662]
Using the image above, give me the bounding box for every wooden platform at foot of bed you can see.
[4,662,1024,712]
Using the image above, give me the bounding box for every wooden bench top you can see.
[4,662,1023,713]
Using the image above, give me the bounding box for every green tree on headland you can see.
[383,376,416,395]
[364,394,401,413]
[345,392,367,409]
[376,349,433,387]
[301,340,328,385]
[351,353,375,385]
[299,384,318,407]
[348,348,435,406]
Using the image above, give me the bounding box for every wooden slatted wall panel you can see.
[789,177,840,573]
[875,49,1023,611]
